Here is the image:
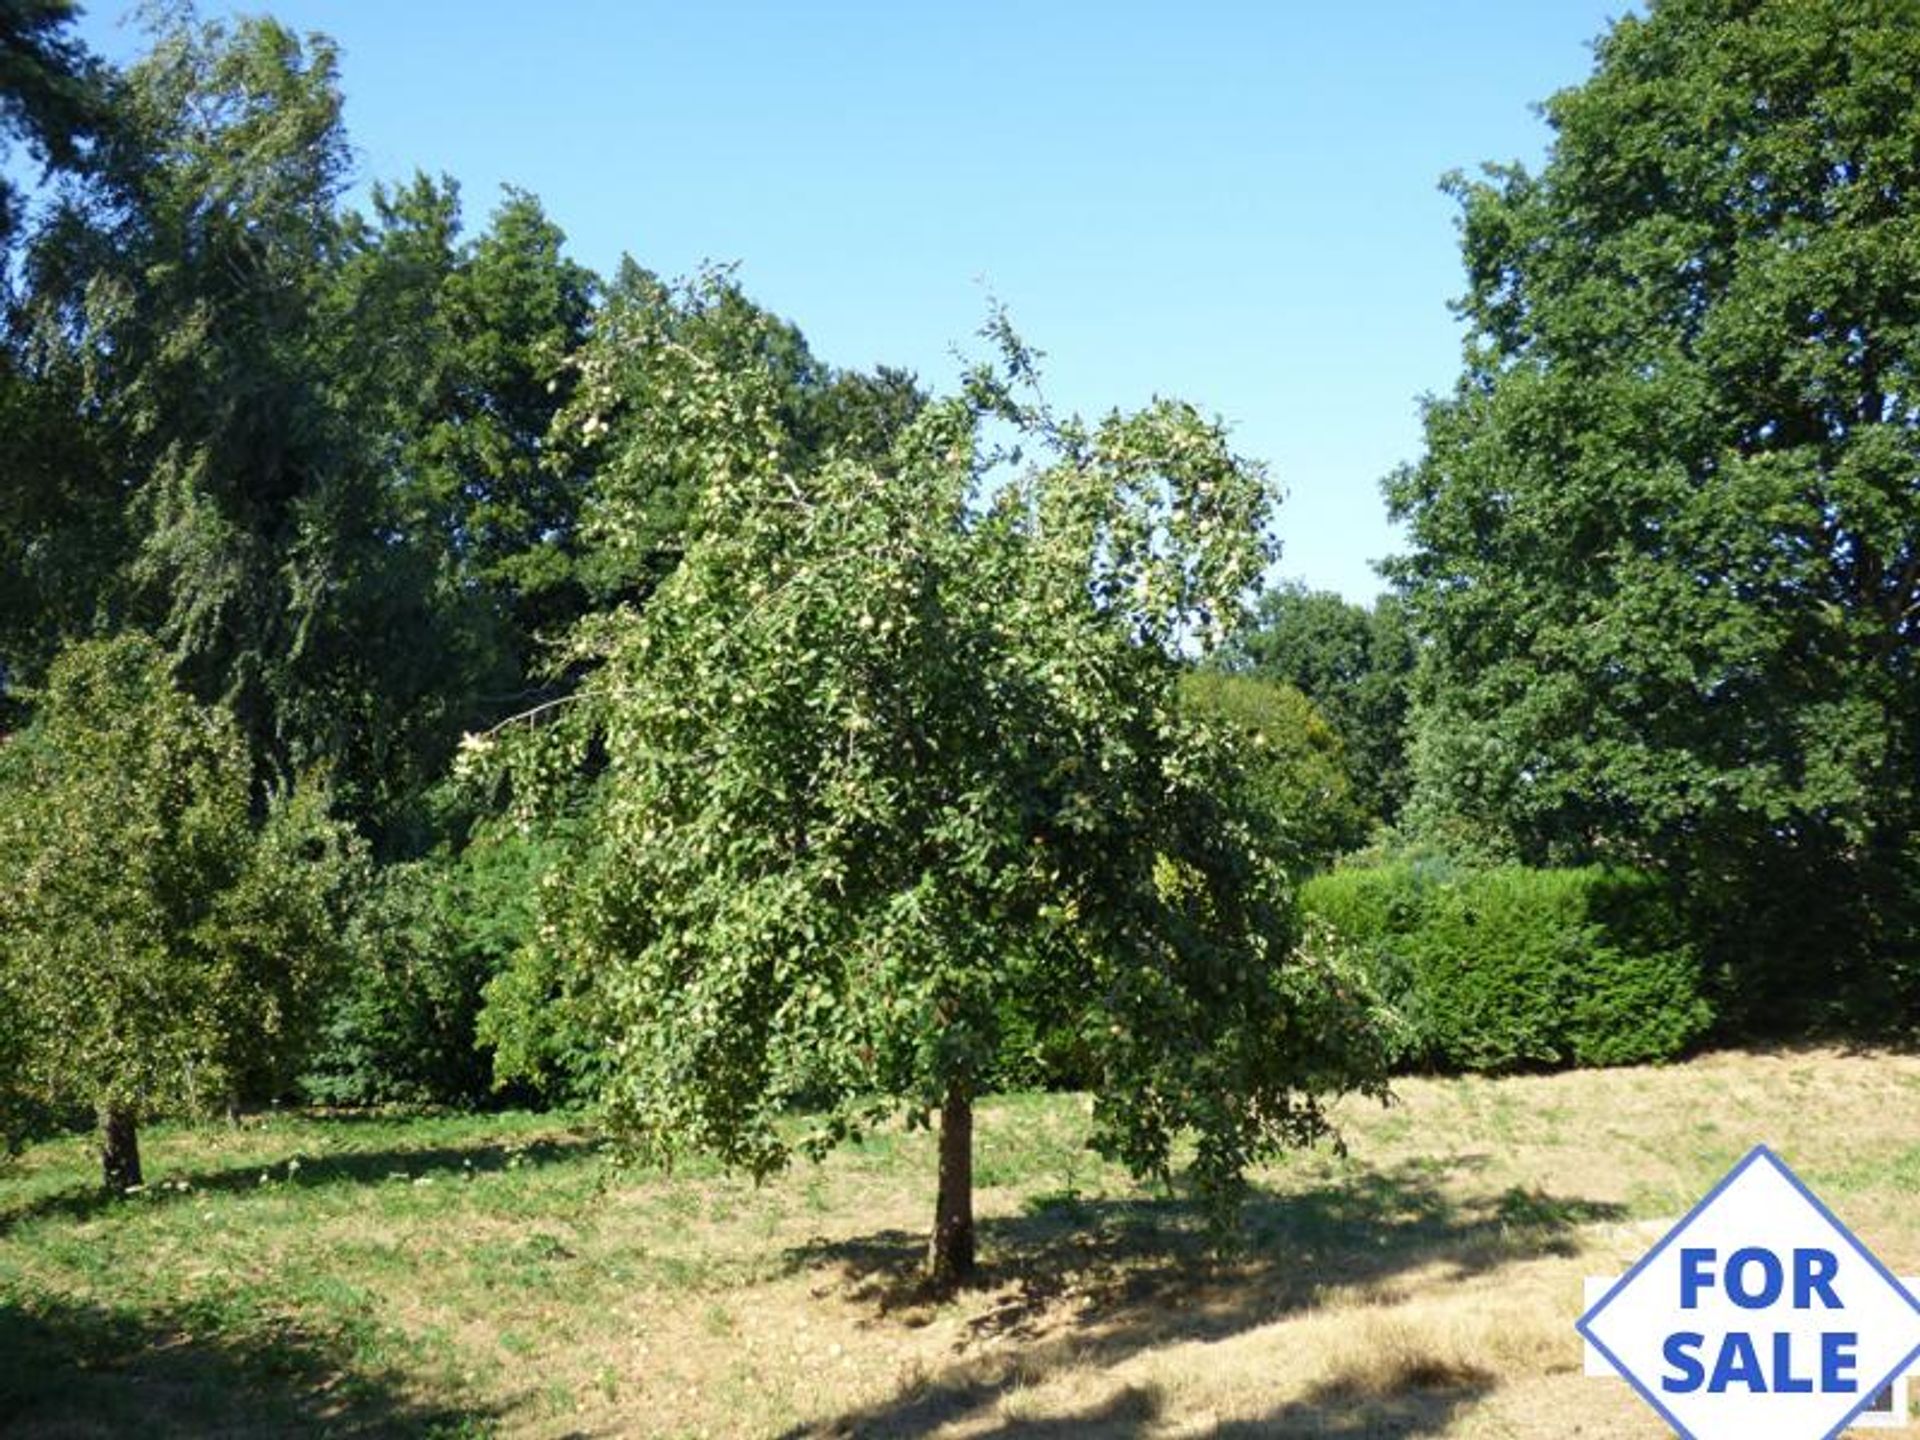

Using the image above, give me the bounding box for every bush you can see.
[472,918,611,1108]
[304,825,558,1108]
[1178,671,1368,874]
[1300,862,1710,1073]
[472,822,615,1109]
[302,858,485,1107]
[1570,870,1714,1067]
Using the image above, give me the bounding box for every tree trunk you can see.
[100,1104,142,1193]
[928,1082,975,1289]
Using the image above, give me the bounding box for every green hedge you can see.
[1300,862,1710,1073]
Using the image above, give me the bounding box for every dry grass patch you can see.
[2,1047,1918,1435]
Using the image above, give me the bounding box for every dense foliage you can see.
[4,0,1918,1233]
[1387,0,1920,1027]
[1224,584,1414,829]
[478,304,1390,1279]
[0,636,359,1183]
[1302,862,1711,1073]
[1178,671,1367,871]
[301,823,561,1108]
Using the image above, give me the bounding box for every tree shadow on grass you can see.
[0,1291,497,1438]
[0,1133,600,1235]
[1210,1372,1501,1439]
[779,1154,1618,1437]
[923,1372,1500,1439]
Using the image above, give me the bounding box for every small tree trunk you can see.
[928,1082,975,1289]
[100,1104,142,1193]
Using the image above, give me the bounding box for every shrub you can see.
[471,823,614,1108]
[1300,862,1710,1073]
[472,919,611,1108]
[1178,671,1368,874]
[304,824,560,1108]
[1568,869,1714,1067]
[303,858,483,1107]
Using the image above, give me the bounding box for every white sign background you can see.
[1578,1147,1920,1440]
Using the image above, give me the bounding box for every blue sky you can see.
[78,3,1629,604]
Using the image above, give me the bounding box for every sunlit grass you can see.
[3,1047,1917,1436]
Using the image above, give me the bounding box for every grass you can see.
[2,1048,1918,1436]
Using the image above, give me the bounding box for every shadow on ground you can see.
[906,1373,1500,1439]
[780,1154,1619,1437]
[0,1133,598,1235]
[0,1292,496,1438]
[1210,1374,1500,1439]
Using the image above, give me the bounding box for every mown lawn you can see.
[2,1048,1918,1437]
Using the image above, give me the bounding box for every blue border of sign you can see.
[1576,1144,1920,1440]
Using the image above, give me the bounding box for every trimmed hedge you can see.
[1300,862,1710,1073]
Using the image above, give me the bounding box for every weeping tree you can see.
[0,0,114,728]
[480,290,1387,1286]
[0,635,359,1189]
[12,10,505,841]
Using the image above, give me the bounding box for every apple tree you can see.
[0,634,359,1188]
[484,290,1388,1285]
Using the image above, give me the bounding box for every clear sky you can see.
[77,2,1628,604]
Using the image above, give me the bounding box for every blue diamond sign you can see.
[1579,1146,1920,1438]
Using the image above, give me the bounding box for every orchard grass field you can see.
[3,1049,1918,1438]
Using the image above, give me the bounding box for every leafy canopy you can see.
[0,635,359,1130]
[1387,0,1920,1015]
[484,290,1387,1211]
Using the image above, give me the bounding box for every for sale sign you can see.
[1578,1146,1920,1438]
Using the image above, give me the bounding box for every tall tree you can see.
[1387,0,1920,1021]
[327,178,598,665]
[1227,583,1414,828]
[435,188,598,640]
[0,0,100,248]
[317,175,602,847]
[22,12,503,837]
[0,0,112,725]
[480,297,1386,1285]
